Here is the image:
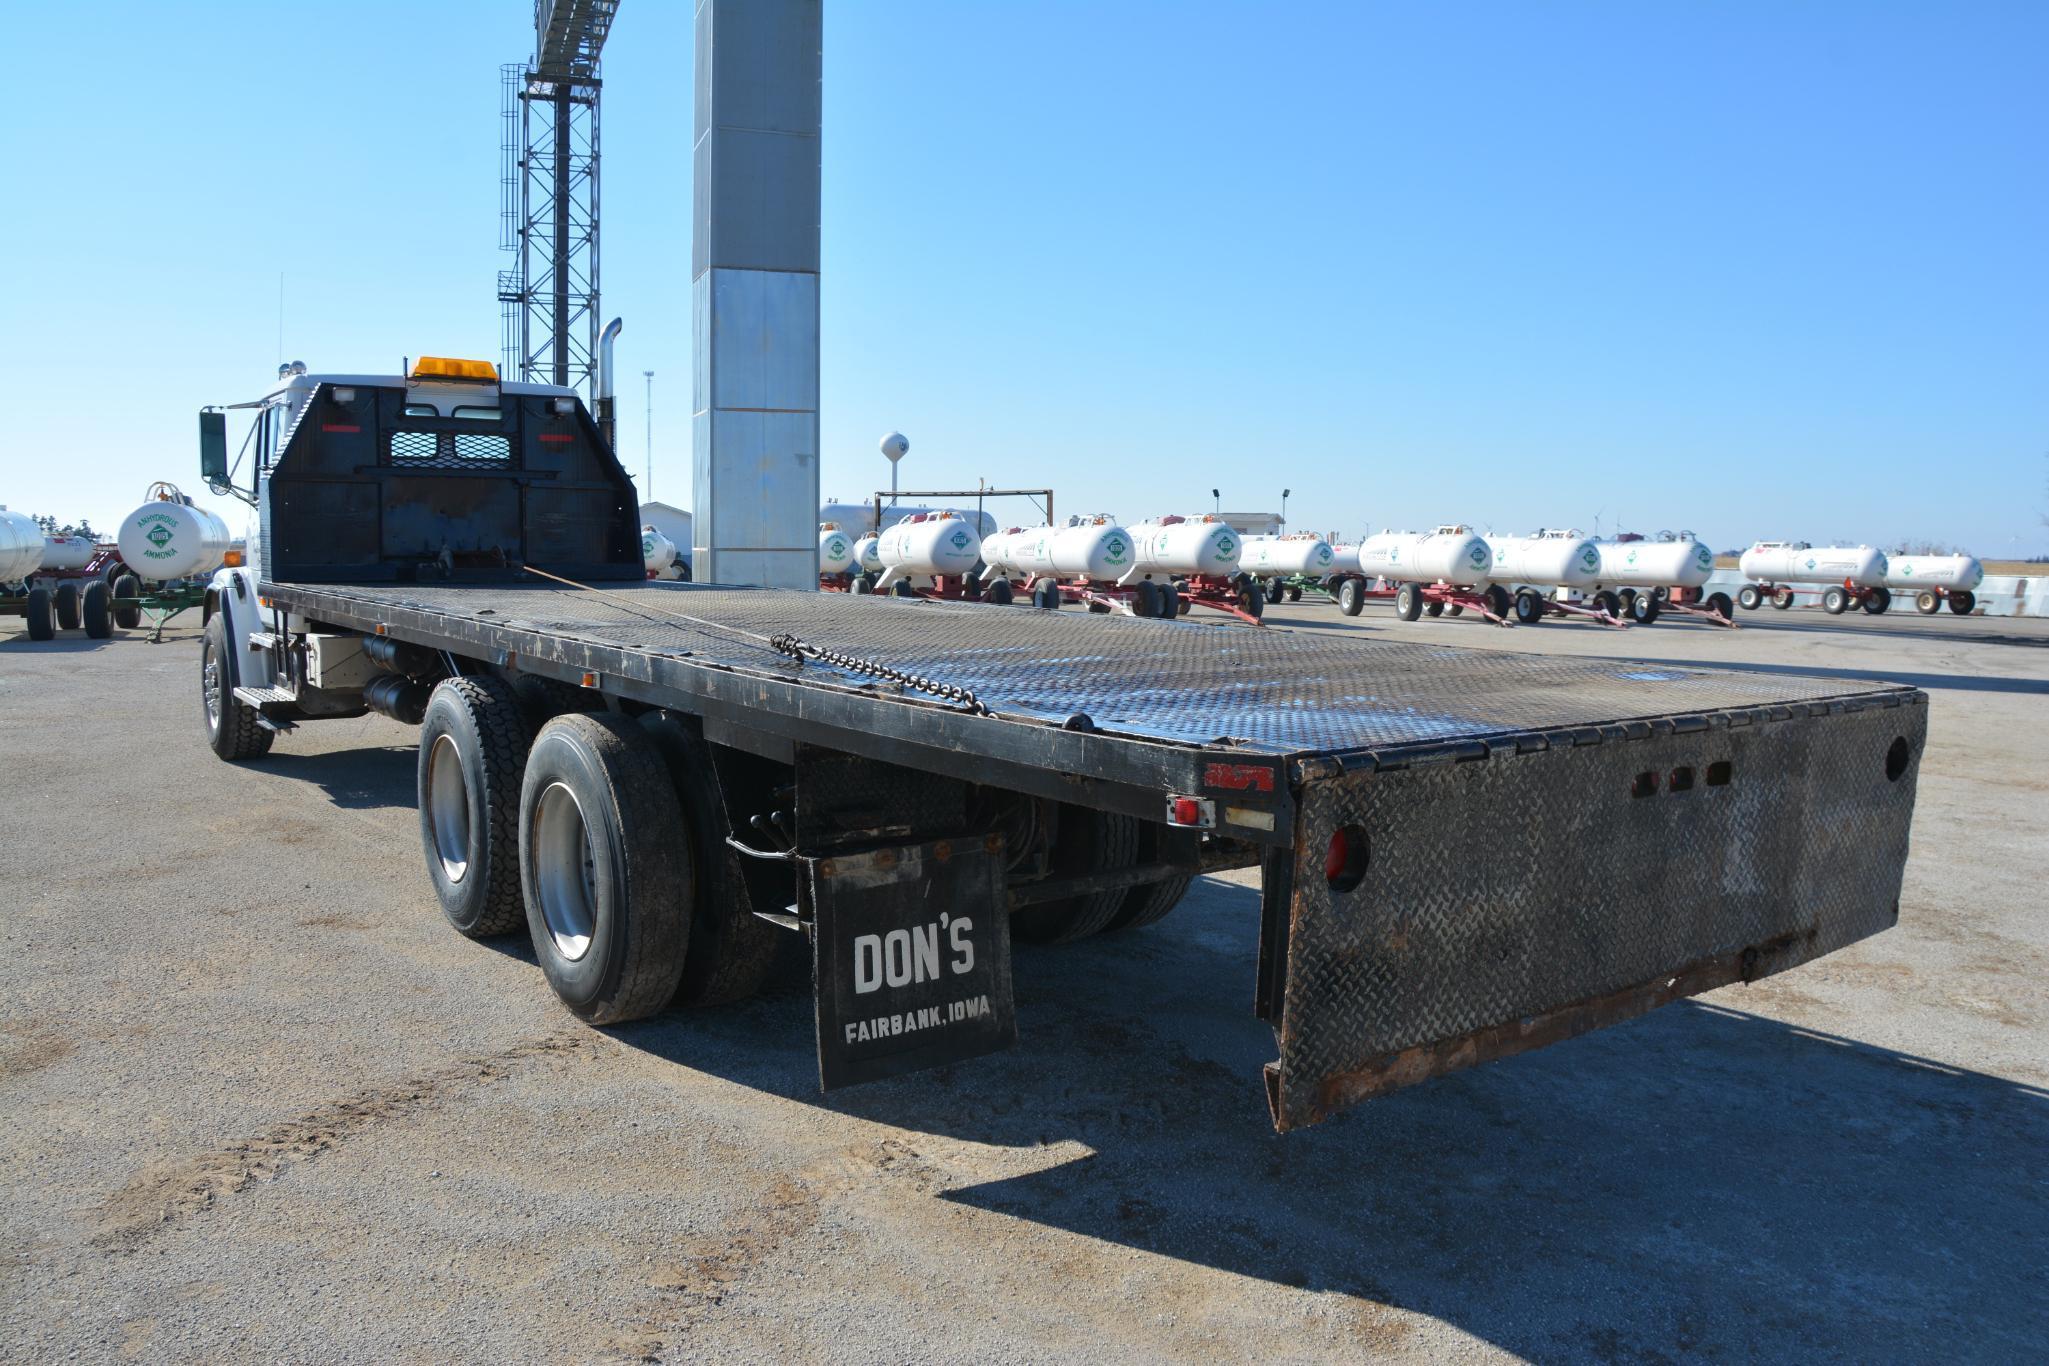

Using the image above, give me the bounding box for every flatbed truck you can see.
[194,362,1924,1131]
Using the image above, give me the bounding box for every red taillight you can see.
[1172,797,1202,826]
[321,423,360,433]
[1326,824,1369,892]
[538,433,573,444]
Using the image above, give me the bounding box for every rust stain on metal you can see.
[933,841,952,862]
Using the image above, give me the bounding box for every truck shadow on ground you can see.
[616,877,2048,1359]
[258,745,419,809]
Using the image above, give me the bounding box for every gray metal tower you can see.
[499,1,620,395]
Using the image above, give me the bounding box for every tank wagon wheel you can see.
[892,580,917,598]
[51,581,81,631]
[1132,580,1160,618]
[1707,592,1735,621]
[80,581,111,639]
[984,578,1015,607]
[1483,584,1512,619]
[1736,585,1762,611]
[1395,583,1425,621]
[1012,807,1142,944]
[1629,592,1661,624]
[519,713,695,1024]
[200,613,272,760]
[1238,583,1266,619]
[1589,590,1620,619]
[1424,599,1445,618]
[1862,586,1891,615]
[1821,586,1848,615]
[1033,580,1062,611]
[1513,589,1544,625]
[417,677,534,939]
[1948,591,1975,615]
[111,573,142,630]
[638,712,782,1007]
[1172,586,1189,616]
[1771,587,1796,610]
[1336,578,1364,617]
[850,577,871,595]
[1915,591,1939,615]
[23,586,54,641]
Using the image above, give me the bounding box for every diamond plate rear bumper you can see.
[1262,691,1925,1132]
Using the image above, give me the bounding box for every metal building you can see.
[499,1,620,396]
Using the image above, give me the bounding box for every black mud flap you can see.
[810,836,1018,1090]
[1262,693,1926,1132]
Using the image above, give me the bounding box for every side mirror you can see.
[199,410,228,484]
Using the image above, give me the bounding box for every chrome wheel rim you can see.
[202,645,223,729]
[425,734,471,883]
[533,781,597,961]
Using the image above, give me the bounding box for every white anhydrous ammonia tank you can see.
[1884,554,1983,593]
[1740,542,1887,587]
[1487,533,1603,588]
[0,508,45,583]
[1241,535,1336,577]
[852,534,882,574]
[118,499,232,581]
[981,519,1135,582]
[1328,544,1362,575]
[641,525,678,575]
[875,512,982,588]
[817,524,856,576]
[1594,536,1716,589]
[1124,516,1242,580]
[1355,526,1492,585]
[40,535,97,572]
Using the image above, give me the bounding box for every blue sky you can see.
[4,1,2045,557]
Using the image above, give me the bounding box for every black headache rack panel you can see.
[260,381,643,585]
[262,579,1925,1128]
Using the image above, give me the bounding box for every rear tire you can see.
[201,612,272,760]
[1337,578,1364,616]
[1949,590,1975,615]
[1629,591,1661,624]
[1707,592,1734,621]
[1134,580,1161,618]
[1012,807,1141,944]
[1395,582,1424,621]
[1822,586,1849,615]
[520,713,694,1024]
[1915,591,1939,614]
[1239,583,1265,619]
[53,582,80,631]
[81,581,111,638]
[1862,586,1891,615]
[1514,588,1544,625]
[112,573,142,630]
[1771,587,1795,610]
[1737,585,1762,611]
[1424,599,1445,618]
[418,676,533,939]
[639,713,781,1007]
[984,578,1015,607]
[24,587,54,641]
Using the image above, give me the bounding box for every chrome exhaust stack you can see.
[595,316,624,452]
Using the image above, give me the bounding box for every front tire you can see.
[1771,587,1796,610]
[1513,588,1544,625]
[1862,586,1891,615]
[1737,585,1762,611]
[520,713,695,1024]
[1915,591,1939,614]
[1706,591,1734,621]
[1395,582,1425,621]
[24,586,54,641]
[1822,586,1849,615]
[1629,591,1661,624]
[984,578,1015,607]
[81,581,111,638]
[418,676,533,939]
[112,574,142,630]
[53,582,80,631]
[1949,590,1975,615]
[1336,578,1364,616]
[201,612,272,760]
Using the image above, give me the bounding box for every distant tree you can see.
[1888,538,1964,556]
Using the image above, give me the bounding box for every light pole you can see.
[642,370,654,500]
[1211,488,1221,515]
[1281,488,1291,533]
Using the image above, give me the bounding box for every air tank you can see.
[1884,554,1983,593]
[980,517,1135,582]
[117,498,232,581]
[39,535,97,572]
[817,523,856,576]
[641,525,678,575]
[1739,542,1887,588]
[1240,534,1336,577]
[1354,526,1492,586]
[1124,516,1242,580]
[875,511,982,588]
[852,534,883,574]
[1593,534,1716,589]
[0,509,44,583]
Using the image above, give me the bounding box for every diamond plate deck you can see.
[269,579,1911,756]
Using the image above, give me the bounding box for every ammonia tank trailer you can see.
[184,357,1925,1133]
[1118,514,1266,623]
[0,508,117,640]
[1329,525,1511,624]
[1586,532,1734,627]
[1483,529,1626,628]
[1884,553,1983,615]
[978,516,1146,613]
[1240,533,1337,606]
[863,510,984,600]
[1738,542,1891,615]
[814,522,859,591]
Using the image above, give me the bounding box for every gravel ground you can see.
[1,600,2043,1362]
